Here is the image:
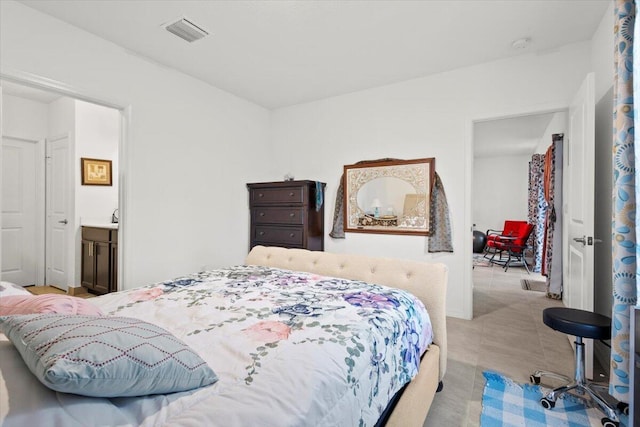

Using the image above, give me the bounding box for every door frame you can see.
[45,133,73,289]
[0,69,131,291]
[463,101,568,320]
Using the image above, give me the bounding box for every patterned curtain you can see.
[543,135,563,299]
[611,0,637,404]
[527,154,546,273]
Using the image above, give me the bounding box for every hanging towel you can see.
[315,181,324,212]
[428,172,453,253]
[329,177,346,238]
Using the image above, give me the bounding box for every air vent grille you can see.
[166,18,208,43]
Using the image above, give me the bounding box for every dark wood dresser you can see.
[247,180,326,251]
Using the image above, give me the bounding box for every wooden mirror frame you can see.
[343,158,435,235]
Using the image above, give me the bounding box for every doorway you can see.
[1,79,123,291]
[472,111,563,242]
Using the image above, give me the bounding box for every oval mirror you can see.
[356,177,416,219]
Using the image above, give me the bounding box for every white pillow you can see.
[0,282,31,297]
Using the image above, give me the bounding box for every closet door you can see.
[1,137,38,286]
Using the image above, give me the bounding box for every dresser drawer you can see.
[250,187,304,205]
[253,226,304,245]
[252,207,305,225]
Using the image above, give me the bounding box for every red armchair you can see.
[484,220,534,272]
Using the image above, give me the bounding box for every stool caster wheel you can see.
[529,374,540,385]
[540,397,555,409]
[616,401,629,416]
[601,417,619,427]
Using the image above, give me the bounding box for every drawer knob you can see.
[259,212,265,216]
[289,233,295,237]
[259,231,265,236]
[289,213,295,217]
[258,193,264,198]
[289,192,294,197]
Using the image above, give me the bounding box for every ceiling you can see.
[19,0,609,109]
[474,113,556,158]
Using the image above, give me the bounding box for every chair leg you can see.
[546,382,580,402]
[531,369,571,384]
[584,384,620,421]
[503,250,514,272]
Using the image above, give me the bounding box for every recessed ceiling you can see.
[19,0,609,109]
[474,113,557,158]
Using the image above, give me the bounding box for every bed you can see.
[0,245,447,426]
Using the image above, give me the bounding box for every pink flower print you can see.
[130,287,164,302]
[244,320,291,343]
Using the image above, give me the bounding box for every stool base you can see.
[531,337,622,426]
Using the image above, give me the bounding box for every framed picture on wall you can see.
[81,157,112,186]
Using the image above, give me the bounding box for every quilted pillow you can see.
[0,281,31,297]
[0,294,104,316]
[0,314,218,397]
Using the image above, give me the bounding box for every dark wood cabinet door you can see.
[81,240,94,289]
[110,243,118,293]
[94,241,110,294]
[81,227,118,294]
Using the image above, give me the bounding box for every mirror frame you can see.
[343,158,435,235]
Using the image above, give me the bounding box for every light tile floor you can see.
[423,261,604,426]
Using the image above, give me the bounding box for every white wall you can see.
[271,42,591,318]
[48,97,75,138]
[0,1,272,288]
[2,94,48,140]
[591,2,614,104]
[535,112,567,154]
[75,99,119,225]
[473,155,530,234]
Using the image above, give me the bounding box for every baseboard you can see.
[67,286,89,296]
[594,340,611,378]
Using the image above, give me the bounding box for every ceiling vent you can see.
[165,18,208,43]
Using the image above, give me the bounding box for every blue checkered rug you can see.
[480,371,628,427]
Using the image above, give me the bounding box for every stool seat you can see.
[543,307,611,340]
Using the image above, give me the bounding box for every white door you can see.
[46,135,70,289]
[564,73,595,377]
[1,137,38,286]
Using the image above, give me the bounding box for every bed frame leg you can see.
[436,381,444,392]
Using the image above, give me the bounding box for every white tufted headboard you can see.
[245,245,448,381]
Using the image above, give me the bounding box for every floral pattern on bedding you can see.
[100,265,433,426]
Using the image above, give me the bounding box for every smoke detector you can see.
[511,38,531,50]
[165,18,209,43]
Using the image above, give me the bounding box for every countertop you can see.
[82,223,118,229]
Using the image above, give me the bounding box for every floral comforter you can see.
[10,266,433,427]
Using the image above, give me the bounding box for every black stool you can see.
[530,307,625,427]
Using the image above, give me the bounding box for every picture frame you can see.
[343,158,435,235]
[81,157,112,186]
